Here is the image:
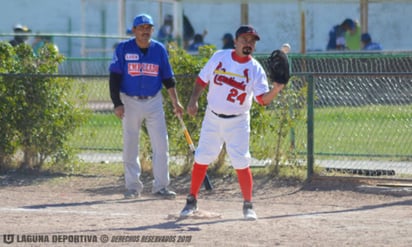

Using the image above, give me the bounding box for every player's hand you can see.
[187,100,198,116]
[173,101,184,118]
[114,105,125,119]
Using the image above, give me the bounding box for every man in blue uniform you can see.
[361,33,383,51]
[109,13,184,199]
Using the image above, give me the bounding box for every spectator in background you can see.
[183,14,195,50]
[281,43,291,54]
[32,34,59,56]
[156,13,197,49]
[187,31,209,52]
[222,33,235,49]
[126,28,133,36]
[113,28,134,50]
[326,21,347,50]
[343,18,362,50]
[326,18,360,51]
[361,33,382,51]
[157,14,174,44]
[9,24,31,47]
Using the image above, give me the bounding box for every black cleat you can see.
[180,194,198,217]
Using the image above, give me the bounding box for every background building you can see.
[1,0,411,58]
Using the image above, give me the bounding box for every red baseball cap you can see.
[235,25,260,41]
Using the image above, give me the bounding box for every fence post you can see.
[307,74,314,179]
[288,55,296,151]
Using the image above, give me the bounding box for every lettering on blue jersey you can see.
[125,53,140,60]
[128,63,159,77]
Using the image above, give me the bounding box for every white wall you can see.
[1,0,411,57]
[182,1,412,53]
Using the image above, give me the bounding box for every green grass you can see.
[62,99,411,180]
[71,78,109,102]
[299,104,412,159]
[69,101,411,161]
[253,104,411,160]
[70,113,123,150]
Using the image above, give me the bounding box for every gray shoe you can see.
[154,188,176,199]
[124,190,139,199]
[180,194,198,217]
[243,201,257,220]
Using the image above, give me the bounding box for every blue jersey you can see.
[363,42,383,51]
[109,38,173,96]
[326,25,345,50]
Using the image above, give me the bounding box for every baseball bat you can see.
[177,115,213,191]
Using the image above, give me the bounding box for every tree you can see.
[0,42,87,171]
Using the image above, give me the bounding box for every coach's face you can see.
[235,34,257,56]
[133,24,154,47]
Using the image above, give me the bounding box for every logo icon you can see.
[3,234,14,244]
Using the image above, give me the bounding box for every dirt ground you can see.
[1,171,412,247]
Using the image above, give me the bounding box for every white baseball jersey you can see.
[198,49,269,115]
[194,49,270,169]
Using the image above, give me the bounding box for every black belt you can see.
[211,110,240,119]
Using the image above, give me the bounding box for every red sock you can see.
[236,167,253,202]
[190,162,209,199]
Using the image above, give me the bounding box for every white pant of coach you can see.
[120,92,170,194]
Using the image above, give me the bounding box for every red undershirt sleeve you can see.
[256,94,265,106]
[196,77,208,88]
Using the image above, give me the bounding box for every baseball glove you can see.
[267,49,290,84]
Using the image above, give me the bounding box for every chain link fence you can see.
[64,52,412,180]
[61,52,412,179]
[280,53,412,179]
[2,50,410,179]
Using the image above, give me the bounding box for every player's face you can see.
[133,24,154,45]
[235,34,257,56]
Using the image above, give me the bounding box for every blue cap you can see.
[361,33,372,42]
[222,33,233,40]
[133,14,154,27]
[341,18,355,30]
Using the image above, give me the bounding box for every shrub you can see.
[0,42,87,171]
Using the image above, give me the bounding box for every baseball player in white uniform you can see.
[180,25,286,220]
